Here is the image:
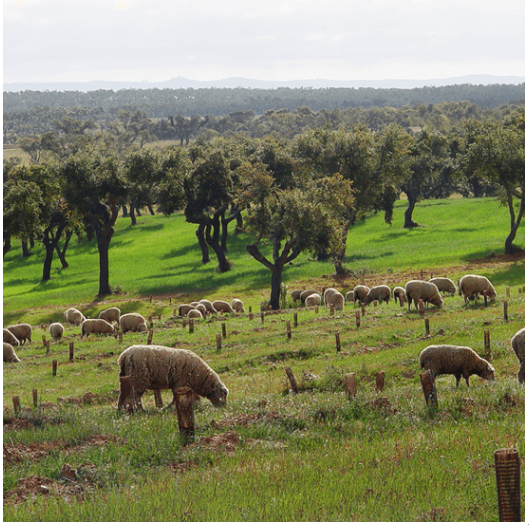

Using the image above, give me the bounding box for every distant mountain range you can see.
[3,74,524,92]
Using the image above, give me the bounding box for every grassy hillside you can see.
[3,196,525,521]
[3,197,524,321]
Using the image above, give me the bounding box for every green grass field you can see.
[3,196,525,521]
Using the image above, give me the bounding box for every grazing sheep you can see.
[99,307,121,324]
[6,323,32,345]
[212,300,235,314]
[291,290,304,302]
[117,345,229,409]
[49,322,65,342]
[187,308,204,319]
[428,277,457,296]
[64,307,86,326]
[305,293,322,308]
[326,291,345,311]
[178,304,195,317]
[365,285,391,305]
[3,328,20,347]
[190,301,199,307]
[3,343,21,363]
[323,288,339,305]
[392,286,407,306]
[511,328,525,384]
[231,299,245,313]
[119,313,148,334]
[300,290,319,304]
[458,274,497,304]
[419,345,494,387]
[198,299,217,315]
[405,280,443,310]
[351,285,370,305]
[81,319,116,337]
[345,291,355,302]
[195,303,207,317]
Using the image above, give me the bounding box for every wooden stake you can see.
[249,306,252,313]
[375,371,384,392]
[361,303,366,316]
[221,322,227,338]
[286,320,292,339]
[216,333,222,350]
[285,367,299,393]
[419,370,438,408]
[32,389,38,407]
[484,329,490,352]
[315,306,319,314]
[494,448,521,522]
[189,318,194,333]
[52,359,58,376]
[249,312,254,320]
[293,312,298,328]
[329,304,335,316]
[355,310,361,328]
[147,329,154,345]
[175,387,195,441]
[12,396,20,415]
[119,332,123,344]
[424,318,430,336]
[506,286,510,298]
[345,373,357,399]
[45,340,50,355]
[503,301,508,321]
[335,332,341,352]
[154,390,163,408]
[69,342,74,362]
[484,294,488,306]
[42,335,47,347]
[261,311,264,324]
[373,300,378,308]
[118,375,135,414]
[418,299,425,315]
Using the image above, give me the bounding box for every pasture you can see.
[3,197,525,521]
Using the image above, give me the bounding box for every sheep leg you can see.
[455,373,461,387]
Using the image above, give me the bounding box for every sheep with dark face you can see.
[419,345,494,387]
[511,328,525,384]
[3,343,21,363]
[3,328,20,347]
[351,285,370,305]
[291,290,304,303]
[117,345,229,410]
[392,286,406,306]
[299,290,319,304]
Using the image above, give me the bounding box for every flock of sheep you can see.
[2,272,525,411]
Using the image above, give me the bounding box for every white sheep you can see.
[428,277,457,296]
[64,307,86,326]
[81,318,117,337]
[291,290,304,303]
[364,285,391,305]
[119,313,148,334]
[117,345,229,409]
[351,285,370,305]
[419,344,494,386]
[195,303,207,317]
[458,274,497,304]
[392,286,407,306]
[178,304,194,317]
[187,308,204,319]
[305,293,322,307]
[99,307,121,324]
[405,280,443,310]
[300,289,319,304]
[212,300,235,314]
[198,299,217,315]
[231,299,245,313]
[49,322,65,342]
[323,288,339,305]
[3,343,21,363]
[345,291,355,302]
[511,328,525,384]
[326,291,345,311]
[6,323,32,345]
[3,328,20,347]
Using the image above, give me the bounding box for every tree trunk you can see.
[97,226,114,296]
[3,235,12,258]
[147,204,155,216]
[55,230,72,269]
[122,205,129,218]
[235,210,244,233]
[21,239,31,257]
[129,201,137,226]
[504,190,525,254]
[42,243,55,281]
[403,196,419,228]
[206,215,231,273]
[333,211,356,276]
[196,224,210,264]
[269,265,283,310]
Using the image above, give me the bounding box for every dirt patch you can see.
[187,431,239,452]
[210,411,282,430]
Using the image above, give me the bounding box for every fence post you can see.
[355,310,361,328]
[69,342,74,362]
[119,331,123,344]
[45,340,50,355]
[503,301,508,321]
[424,318,430,336]
[419,370,438,408]
[361,303,366,316]
[52,359,58,376]
[154,390,163,408]
[494,448,521,522]
[375,371,384,392]
[216,333,222,350]
[293,312,298,328]
[285,367,299,393]
[505,286,510,298]
[261,311,264,324]
[222,322,227,338]
[335,332,341,352]
[329,304,335,316]
[345,373,357,399]
[118,375,135,414]
[33,389,38,407]
[175,387,195,442]
[286,320,292,339]
[147,329,154,345]
[189,318,194,334]
[12,396,20,415]
[418,299,425,315]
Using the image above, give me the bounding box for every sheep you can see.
[458,274,497,305]
[511,328,525,384]
[49,322,65,342]
[198,299,217,315]
[351,285,370,305]
[6,323,32,345]
[291,290,304,302]
[195,303,207,317]
[3,343,21,363]
[3,328,20,347]
[392,286,407,306]
[419,344,494,387]
[64,307,86,326]
[231,299,245,313]
[119,313,148,334]
[99,307,121,324]
[190,301,199,307]
[117,345,229,410]
[428,277,457,296]
[300,289,319,304]
[187,308,204,319]
[81,318,117,337]
[212,300,235,314]
[364,285,391,305]
[305,293,322,308]
[326,291,345,311]
[405,280,443,310]
[178,304,195,317]
[345,291,355,302]
[323,288,339,305]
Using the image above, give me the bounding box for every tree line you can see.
[4,104,524,309]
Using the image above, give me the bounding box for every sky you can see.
[3,0,526,84]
